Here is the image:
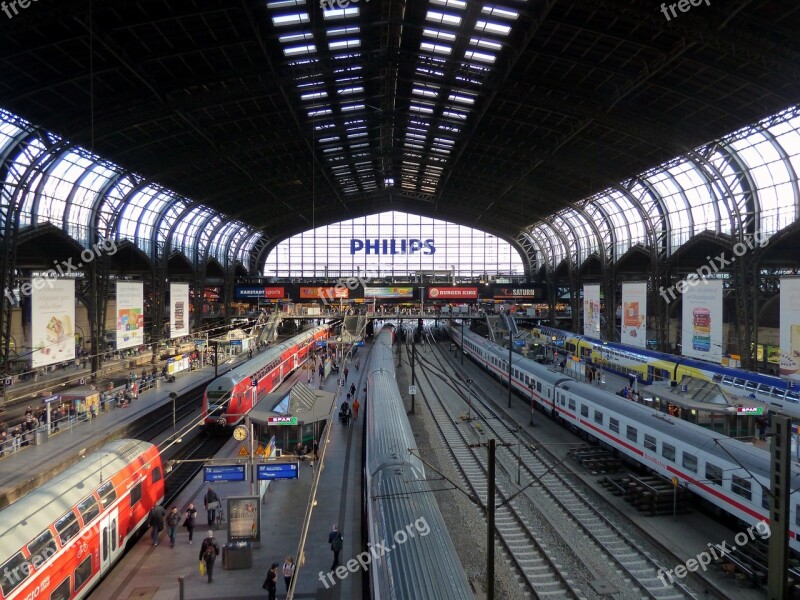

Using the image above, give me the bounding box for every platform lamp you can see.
[529,383,535,426]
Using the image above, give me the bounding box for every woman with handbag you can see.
[262,563,278,600]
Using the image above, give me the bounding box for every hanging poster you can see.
[583,284,601,338]
[779,277,800,382]
[116,281,144,350]
[681,279,723,363]
[621,282,647,348]
[170,283,190,339]
[31,279,76,368]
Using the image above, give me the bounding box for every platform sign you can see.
[267,416,298,426]
[408,385,417,395]
[736,406,765,416]
[204,465,246,482]
[257,462,300,480]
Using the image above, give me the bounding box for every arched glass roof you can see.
[0,107,260,268]
[529,106,800,268]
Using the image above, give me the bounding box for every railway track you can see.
[407,331,699,600]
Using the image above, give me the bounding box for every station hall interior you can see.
[3,1,800,599]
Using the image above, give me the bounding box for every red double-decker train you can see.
[202,324,330,429]
[0,439,164,600]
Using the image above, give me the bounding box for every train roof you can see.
[0,439,156,563]
[367,465,474,600]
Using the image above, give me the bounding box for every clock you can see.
[233,425,248,441]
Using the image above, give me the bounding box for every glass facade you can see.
[263,211,525,279]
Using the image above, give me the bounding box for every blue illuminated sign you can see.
[257,462,300,481]
[204,465,246,482]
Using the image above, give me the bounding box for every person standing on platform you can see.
[282,556,295,594]
[343,366,349,382]
[352,398,360,421]
[184,503,198,544]
[313,440,319,460]
[166,506,180,547]
[204,486,220,526]
[148,504,166,546]
[329,525,343,570]
[263,562,279,599]
[199,531,219,584]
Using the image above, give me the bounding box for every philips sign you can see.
[350,238,435,255]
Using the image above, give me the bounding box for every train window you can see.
[152,466,163,484]
[49,577,70,600]
[796,506,800,528]
[771,388,786,399]
[130,482,142,507]
[786,391,800,403]
[580,405,589,417]
[733,378,746,389]
[721,376,734,385]
[97,481,117,509]
[745,381,758,392]
[609,418,619,433]
[77,495,100,525]
[682,452,698,473]
[27,529,57,570]
[74,556,92,591]
[537,382,541,393]
[662,443,676,462]
[644,434,656,451]
[568,398,575,411]
[55,510,80,545]
[762,493,769,510]
[731,475,752,501]
[705,463,723,485]
[757,384,771,394]
[594,410,603,425]
[102,525,108,561]
[626,426,637,443]
[0,552,30,595]
[712,374,723,383]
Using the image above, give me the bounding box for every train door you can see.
[293,352,299,371]
[99,508,121,574]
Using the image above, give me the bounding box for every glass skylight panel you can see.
[341,103,365,112]
[323,146,344,153]
[421,42,452,55]
[475,20,511,35]
[406,133,428,141]
[433,137,455,145]
[323,7,359,19]
[284,44,316,56]
[423,28,456,41]
[470,37,503,51]
[308,108,333,117]
[297,79,325,88]
[272,13,310,26]
[314,122,336,130]
[338,86,364,95]
[410,104,435,114]
[327,26,360,36]
[426,10,462,26]
[481,5,519,19]
[413,86,439,98]
[335,76,361,83]
[430,0,467,8]
[464,50,496,64]
[301,91,328,100]
[329,39,361,50]
[267,0,305,8]
[442,110,468,120]
[448,93,476,105]
[347,132,367,139]
[350,142,369,149]
[280,32,314,43]
[287,57,318,66]
[319,136,340,143]
[384,178,395,186]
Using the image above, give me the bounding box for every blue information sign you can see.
[257,462,300,481]
[204,465,246,482]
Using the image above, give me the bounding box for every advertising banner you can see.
[681,279,723,363]
[116,281,144,350]
[492,287,540,299]
[583,284,601,338]
[170,283,190,339]
[234,286,285,299]
[31,279,76,368]
[227,496,261,542]
[300,287,349,299]
[427,287,478,299]
[779,277,800,382]
[621,282,647,348]
[363,286,413,298]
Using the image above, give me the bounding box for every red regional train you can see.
[202,324,329,429]
[0,439,164,600]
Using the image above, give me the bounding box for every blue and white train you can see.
[451,323,800,552]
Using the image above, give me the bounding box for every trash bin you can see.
[222,542,252,570]
[33,429,48,445]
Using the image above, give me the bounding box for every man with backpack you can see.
[328,524,343,570]
[148,504,166,546]
[199,530,219,583]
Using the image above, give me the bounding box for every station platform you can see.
[91,349,367,600]
[0,357,242,507]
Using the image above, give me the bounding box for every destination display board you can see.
[257,462,300,480]
[203,465,246,482]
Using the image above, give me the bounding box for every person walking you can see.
[343,366,349,382]
[282,556,295,594]
[263,562,279,600]
[204,486,220,526]
[166,506,180,547]
[352,398,360,421]
[328,525,343,570]
[184,503,198,544]
[148,504,166,546]
[199,530,219,584]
